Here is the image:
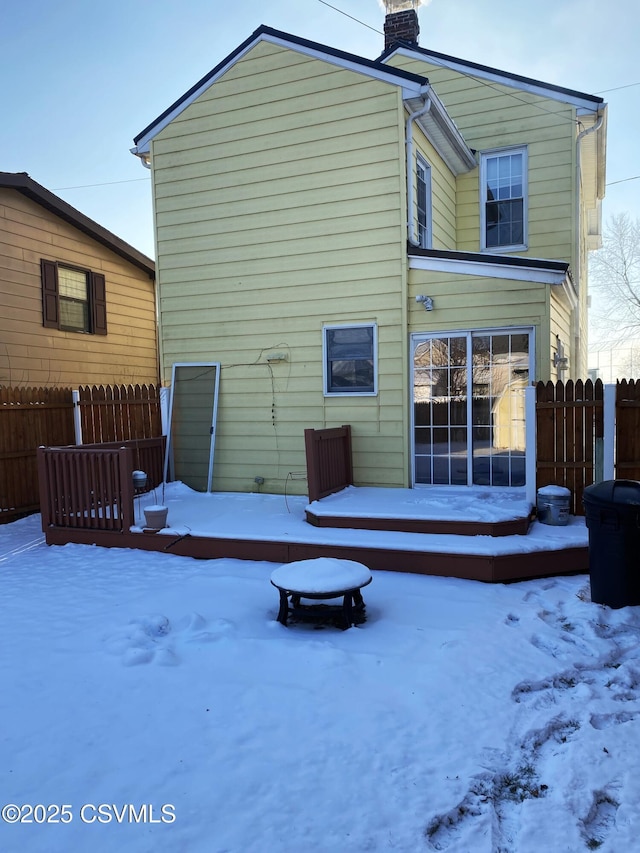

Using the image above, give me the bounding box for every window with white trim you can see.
[480,147,527,251]
[416,155,432,249]
[323,324,377,396]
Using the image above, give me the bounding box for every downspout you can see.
[406,87,432,246]
[574,111,604,373]
[403,86,431,486]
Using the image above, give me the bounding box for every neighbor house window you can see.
[481,147,527,251]
[323,324,377,396]
[41,259,107,335]
[416,156,432,248]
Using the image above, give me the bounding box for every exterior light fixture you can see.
[415,295,434,311]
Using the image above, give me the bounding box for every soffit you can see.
[0,172,155,278]
[405,91,476,175]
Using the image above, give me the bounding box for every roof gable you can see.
[0,172,155,278]
[132,25,476,176]
[132,25,432,154]
[380,44,604,112]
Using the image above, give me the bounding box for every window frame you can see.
[41,259,107,335]
[57,265,91,333]
[322,323,378,397]
[480,146,528,253]
[416,154,432,249]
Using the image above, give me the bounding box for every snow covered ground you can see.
[1,493,638,852]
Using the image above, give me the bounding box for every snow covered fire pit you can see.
[270,557,372,630]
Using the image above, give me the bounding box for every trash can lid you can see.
[583,479,640,507]
[537,485,571,497]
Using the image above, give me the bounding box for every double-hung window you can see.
[323,324,377,396]
[416,156,432,249]
[58,266,90,332]
[41,259,107,335]
[481,147,527,251]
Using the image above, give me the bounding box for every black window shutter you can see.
[41,259,59,328]
[91,272,107,335]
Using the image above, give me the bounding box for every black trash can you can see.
[583,479,640,609]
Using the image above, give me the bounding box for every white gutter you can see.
[406,86,431,246]
[130,147,151,169]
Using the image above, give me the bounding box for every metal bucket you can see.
[537,485,571,526]
[133,470,148,490]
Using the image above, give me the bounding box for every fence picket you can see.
[2,378,638,525]
[1,384,161,522]
[616,379,640,480]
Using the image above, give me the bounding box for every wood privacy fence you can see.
[1,384,162,523]
[536,378,640,514]
[77,384,161,445]
[615,379,640,482]
[535,379,603,515]
[0,387,76,522]
[7,381,640,527]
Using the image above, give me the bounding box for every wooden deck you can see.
[36,436,589,584]
[305,507,533,537]
[42,522,588,584]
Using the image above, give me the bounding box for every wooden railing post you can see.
[36,446,52,530]
[118,446,135,530]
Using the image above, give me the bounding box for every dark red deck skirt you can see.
[305,509,533,537]
[42,526,588,584]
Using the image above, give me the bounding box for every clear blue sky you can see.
[2,0,638,259]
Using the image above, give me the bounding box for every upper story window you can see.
[323,324,377,396]
[41,260,107,335]
[480,147,527,252]
[416,156,432,249]
[58,266,90,332]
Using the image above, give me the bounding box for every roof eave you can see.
[408,246,571,285]
[133,25,430,154]
[382,45,604,111]
[0,172,155,278]
[406,90,476,175]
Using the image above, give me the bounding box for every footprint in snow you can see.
[579,788,620,849]
[105,612,235,666]
[590,710,639,730]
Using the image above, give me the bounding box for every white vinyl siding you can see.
[151,41,408,491]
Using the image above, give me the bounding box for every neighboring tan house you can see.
[131,10,607,494]
[0,172,157,388]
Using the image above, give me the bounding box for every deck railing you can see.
[37,437,165,533]
[304,425,353,503]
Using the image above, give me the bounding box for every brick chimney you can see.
[384,9,420,50]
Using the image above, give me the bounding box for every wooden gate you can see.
[616,379,640,481]
[535,379,603,515]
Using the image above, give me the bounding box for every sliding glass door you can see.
[412,329,531,486]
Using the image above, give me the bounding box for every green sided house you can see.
[131,10,606,496]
